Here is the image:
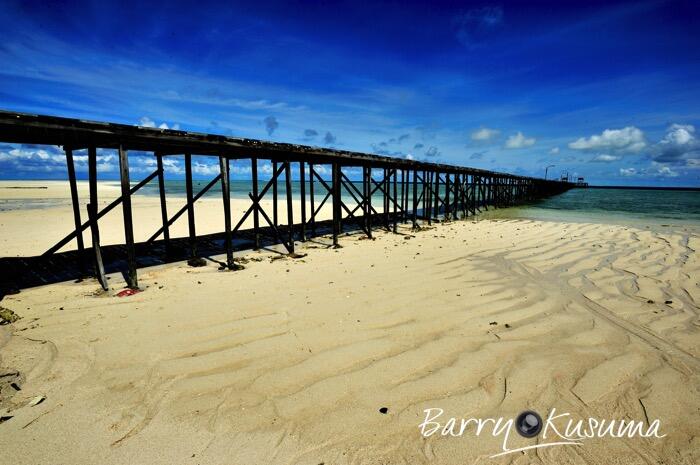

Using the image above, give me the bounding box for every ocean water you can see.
[479,188,700,229]
[2,180,699,231]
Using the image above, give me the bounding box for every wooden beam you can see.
[87,202,108,291]
[299,161,306,241]
[64,148,85,265]
[185,153,197,258]
[332,162,341,247]
[220,156,233,268]
[156,153,171,254]
[118,145,138,288]
[252,158,260,249]
[284,161,295,253]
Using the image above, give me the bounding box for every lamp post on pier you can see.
[544,164,555,180]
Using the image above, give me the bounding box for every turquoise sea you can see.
[479,187,700,229]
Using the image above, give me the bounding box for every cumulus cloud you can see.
[619,167,637,177]
[453,6,504,47]
[504,132,536,149]
[263,116,278,136]
[569,127,646,153]
[653,123,698,165]
[549,147,560,154]
[591,154,621,162]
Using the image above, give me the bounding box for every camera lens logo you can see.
[515,410,542,438]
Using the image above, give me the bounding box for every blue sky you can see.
[1,0,699,186]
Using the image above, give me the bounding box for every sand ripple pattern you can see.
[0,219,698,465]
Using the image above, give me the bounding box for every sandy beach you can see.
[0,181,699,464]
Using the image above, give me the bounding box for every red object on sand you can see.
[116,288,141,297]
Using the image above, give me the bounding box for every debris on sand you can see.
[116,289,141,298]
[187,257,207,267]
[0,307,20,325]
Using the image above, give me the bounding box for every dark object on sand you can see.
[0,307,20,325]
[489,321,497,325]
[188,257,207,267]
[379,407,389,414]
[116,288,141,298]
[664,300,673,304]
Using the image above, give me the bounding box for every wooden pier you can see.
[0,111,572,295]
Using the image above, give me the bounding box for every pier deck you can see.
[0,111,572,295]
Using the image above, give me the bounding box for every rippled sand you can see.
[0,192,699,464]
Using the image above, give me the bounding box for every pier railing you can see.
[0,111,572,292]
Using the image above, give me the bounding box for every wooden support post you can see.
[272,161,278,227]
[364,166,372,238]
[219,156,233,269]
[444,173,451,221]
[299,161,306,241]
[392,168,398,233]
[252,158,260,249]
[425,171,433,225]
[64,147,85,267]
[332,162,341,247]
[454,174,459,219]
[309,164,316,235]
[383,168,389,230]
[433,172,440,219]
[185,153,197,258]
[118,145,138,289]
[412,169,418,229]
[399,170,404,222]
[421,170,427,218]
[285,161,295,253]
[156,153,171,255]
[87,147,106,290]
[87,203,108,291]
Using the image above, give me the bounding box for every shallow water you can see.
[480,188,700,229]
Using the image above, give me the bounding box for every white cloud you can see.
[192,161,219,176]
[619,164,678,178]
[471,127,500,141]
[569,126,646,153]
[504,132,536,149]
[591,154,620,162]
[138,117,180,131]
[662,124,695,145]
[654,123,698,165]
[138,116,156,128]
[549,147,560,154]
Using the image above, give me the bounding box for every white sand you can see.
[0,181,699,464]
